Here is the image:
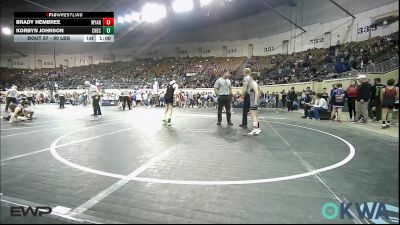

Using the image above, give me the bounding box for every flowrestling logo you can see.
[322,202,399,224]
[10,206,52,217]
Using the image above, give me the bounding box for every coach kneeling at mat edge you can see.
[214,69,233,126]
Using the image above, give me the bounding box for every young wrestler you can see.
[330,83,346,123]
[248,72,262,135]
[8,100,34,122]
[162,75,179,126]
[380,79,399,129]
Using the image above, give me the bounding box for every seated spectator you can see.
[308,93,329,120]
[301,90,314,119]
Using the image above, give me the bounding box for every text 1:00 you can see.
[100,36,112,40]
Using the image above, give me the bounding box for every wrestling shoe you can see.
[247,129,260,136]
[359,119,367,124]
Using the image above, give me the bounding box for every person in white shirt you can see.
[5,85,18,113]
[121,89,131,110]
[308,93,328,120]
[136,92,142,107]
[85,81,102,118]
[143,91,149,106]
[26,88,35,106]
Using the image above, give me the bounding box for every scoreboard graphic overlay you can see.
[14,12,114,42]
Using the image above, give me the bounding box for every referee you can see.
[214,69,233,126]
[85,81,102,118]
[59,90,65,108]
[5,85,18,113]
[240,68,252,128]
[122,88,131,110]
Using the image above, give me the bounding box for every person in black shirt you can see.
[163,75,179,126]
[302,90,313,118]
[287,87,297,112]
[329,84,337,112]
[352,74,372,124]
[369,78,386,121]
[281,90,287,109]
[58,91,65,109]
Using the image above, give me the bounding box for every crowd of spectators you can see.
[246,31,398,85]
[1,32,398,92]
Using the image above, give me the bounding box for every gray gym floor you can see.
[0,104,398,224]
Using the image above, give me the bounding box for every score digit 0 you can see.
[102,26,114,34]
[102,18,114,26]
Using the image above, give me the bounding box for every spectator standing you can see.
[131,92,137,107]
[136,92,142,107]
[287,87,297,112]
[275,92,279,109]
[329,84,337,112]
[143,91,149,106]
[281,90,287,109]
[370,78,386,122]
[188,92,195,108]
[346,80,358,122]
[353,74,371,124]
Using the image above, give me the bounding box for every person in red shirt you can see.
[346,80,358,122]
[380,79,399,129]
